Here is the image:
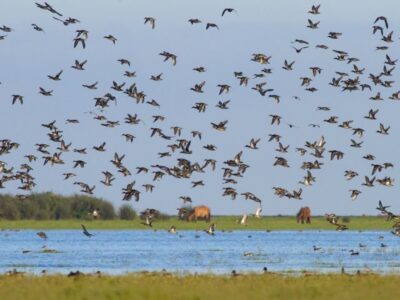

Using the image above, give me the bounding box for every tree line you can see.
[0,192,138,220]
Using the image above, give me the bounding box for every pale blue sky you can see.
[1,0,400,215]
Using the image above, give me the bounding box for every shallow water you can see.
[0,230,399,275]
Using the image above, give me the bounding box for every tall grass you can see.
[0,273,399,300]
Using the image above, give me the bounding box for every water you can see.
[1,230,399,275]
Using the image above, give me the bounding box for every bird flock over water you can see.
[0,2,399,222]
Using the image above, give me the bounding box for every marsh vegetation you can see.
[0,274,399,300]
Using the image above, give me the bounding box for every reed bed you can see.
[0,273,399,300]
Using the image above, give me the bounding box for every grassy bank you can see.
[0,216,393,230]
[0,273,399,300]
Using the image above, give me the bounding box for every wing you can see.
[384,18,388,28]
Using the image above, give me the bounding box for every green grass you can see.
[0,216,393,230]
[0,273,399,300]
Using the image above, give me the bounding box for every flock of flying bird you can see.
[0,2,399,228]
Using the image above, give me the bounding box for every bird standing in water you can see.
[205,223,216,235]
[168,225,177,234]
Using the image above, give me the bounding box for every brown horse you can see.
[297,207,311,224]
[187,206,211,222]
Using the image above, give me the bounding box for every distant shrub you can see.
[0,196,20,220]
[157,212,171,221]
[54,203,72,220]
[19,199,38,219]
[342,216,351,223]
[119,205,137,220]
[70,194,116,220]
[35,210,50,220]
[100,201,116,220]
[0,192,117,220]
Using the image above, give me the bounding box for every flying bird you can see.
[144,17,155,29]
[81,224,94,237]
[37,231,48,240]
[206,23,219,30]
[222,8,236,16]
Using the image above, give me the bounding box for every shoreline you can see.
[1,269,398,277]
[0,216,393,230]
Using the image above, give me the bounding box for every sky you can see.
[1,0,400,216]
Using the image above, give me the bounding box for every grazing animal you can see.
[296,206,311,224]
[187,205,211,222]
